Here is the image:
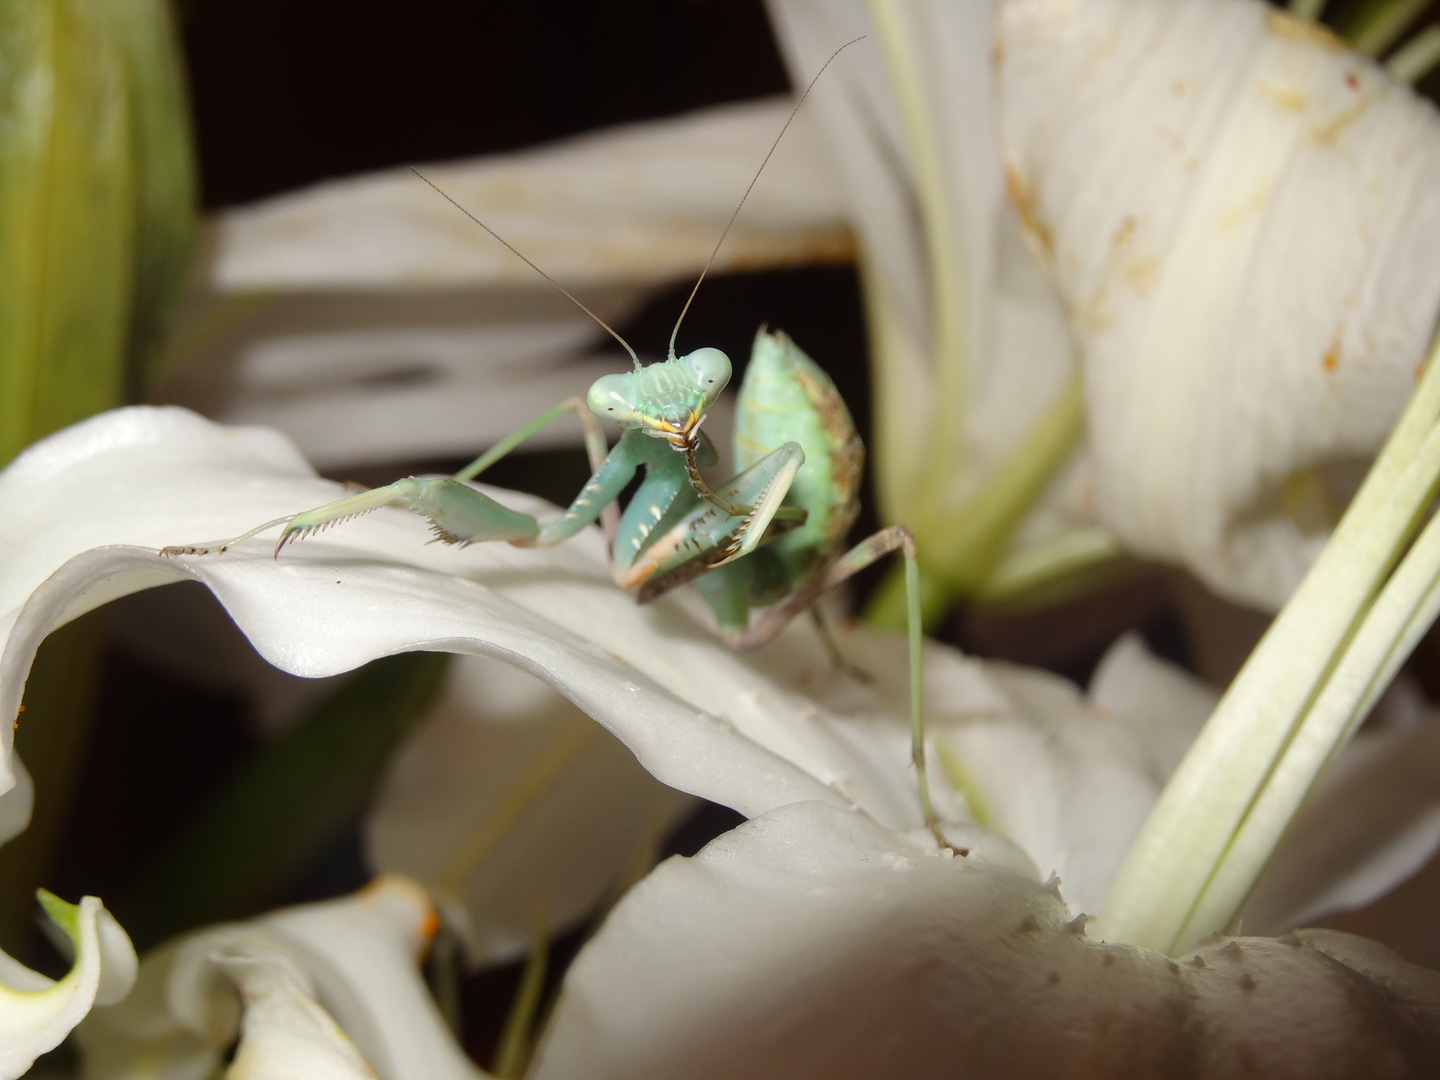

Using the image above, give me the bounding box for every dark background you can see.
[182,0,791,209]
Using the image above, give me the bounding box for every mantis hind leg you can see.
[728,526,955,852]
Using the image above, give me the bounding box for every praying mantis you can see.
[161,42,949,848]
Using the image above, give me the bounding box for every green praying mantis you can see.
[161,42,951,849]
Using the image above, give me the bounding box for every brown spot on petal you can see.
[1323,323,1343,371]
[1258,79,1308,111]
[1239,973,1258,992]
[1123,256,1159,297]
[1111,215,1137,247]
[1017,913,1041,934]
[1103,954,1117,968]
[1345,71,1360,90]
[1047,971,1061,985]
[1004,164,1053,260]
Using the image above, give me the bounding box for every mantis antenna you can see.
[410,167,644,369]
[665,35,865,362]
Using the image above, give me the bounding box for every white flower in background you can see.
[74,876,479,1080]
[7,407,1440,1074]
[157,99,851,473]
[364,653,695,967]
[994,0,1440,609]
[767,0,1440,609]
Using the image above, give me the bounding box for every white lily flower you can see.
[766,0,1440,611]
[75,875,479,1080]
[9,406,1440,1072]
[994,0,1440,608]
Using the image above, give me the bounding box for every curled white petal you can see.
[932,634,1215,915]
[78,878,481,1080]
[259,877,483,1080]
[0,407,910,822]
[207,943,374,1080]
[0,894,137,1080]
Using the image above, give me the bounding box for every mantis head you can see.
[587,347,731,450]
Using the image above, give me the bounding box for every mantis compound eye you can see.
[681,347,731,400]
[587,373,642,425]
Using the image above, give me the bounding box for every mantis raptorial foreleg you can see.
[161,396,618,558]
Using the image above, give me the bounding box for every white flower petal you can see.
[210,943,375,1080]
[995,0,1440,608]
[210,326,644,475]
[924,635,1211,915]
[257,878,481,1080]
[0,894,137,1080]
[0,754,33,847]
[765,0,1081,527]
[0,406,897,820]
[365,654,697,966]
[533,799,1440,1079]
[79,879,481,1080]
[1086,632,1218,781]
[1243,719,1440,934]
[211,98,849,293]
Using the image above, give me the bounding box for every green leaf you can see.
[0,0,135,467]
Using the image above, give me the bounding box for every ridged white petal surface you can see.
[996,0,1440,607]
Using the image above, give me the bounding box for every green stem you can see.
[863,0,970,517]
[1096,328,1440,954]
[494,911,549,1079]
[1341,0,1434,56]
[1386,24,1440,83]
[865,372,1086,630]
